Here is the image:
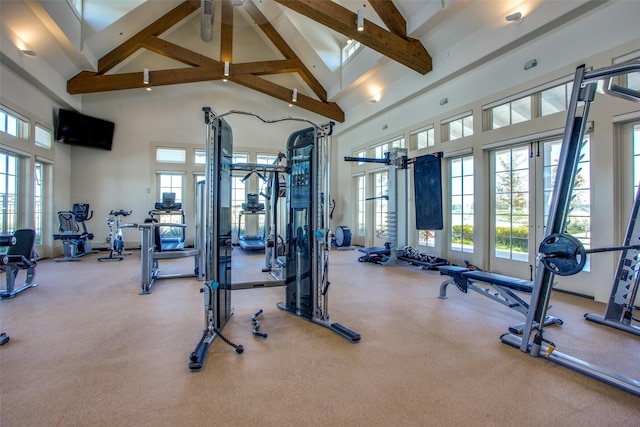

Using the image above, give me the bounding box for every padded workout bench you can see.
[438,265,563,334]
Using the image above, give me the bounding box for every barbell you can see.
[538,233,640,276]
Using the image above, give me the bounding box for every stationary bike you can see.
[98,210,135,262]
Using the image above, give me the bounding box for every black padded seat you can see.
[438,265,469,276]
[461,270,534,293]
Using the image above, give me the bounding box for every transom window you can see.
[410,126,435,150]
[442,112,473,142]
[1,106,30,140]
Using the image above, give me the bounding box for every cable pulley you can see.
[538,233,640,276]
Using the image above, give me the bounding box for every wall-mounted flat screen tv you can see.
[55,109,115,151]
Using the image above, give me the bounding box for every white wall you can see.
[77,79,326,247]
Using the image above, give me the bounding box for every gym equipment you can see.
[0,229,38,299]
[252,309,267,338]
[189,109,361,372]
[332,225,353,250]
[52,203,96,261]
[345,150,445,265]
[398,246,448,270]
[238,194,266,252]
[189,109,237,371]
[438,265,562,335]
[537,233,640,276]
[413,153,444,230]
[98,210,136,262]
[139,220,201,294]
[278,125,360,342]
[358,243,391,264]
[501,61,640,397]
[261,153,288,279]
[148,193,186,251]
[585,185,640,336]
[139,192,202,294]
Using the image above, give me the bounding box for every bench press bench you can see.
[438,265,563,334]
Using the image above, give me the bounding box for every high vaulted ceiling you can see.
[65,0,432,122]
[1,1,619,125]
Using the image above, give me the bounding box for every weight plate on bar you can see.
[538,233,587,276]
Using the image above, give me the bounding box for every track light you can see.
[506,11,523,23]
[440,97,448,106]
[19,49,37,57]
[292,88,298,103]
[143,68,149,85]
[356,9,364,32]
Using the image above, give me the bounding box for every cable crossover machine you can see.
[189,109,361,372]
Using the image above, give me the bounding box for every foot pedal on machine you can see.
[330,323,361,342]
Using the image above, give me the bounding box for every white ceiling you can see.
[0,0,623,123]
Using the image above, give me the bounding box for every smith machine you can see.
[501,60,640,396]
[189,109,360,371]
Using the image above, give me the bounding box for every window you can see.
[231,153,249,237]
[410,126,434,150]
[257,153,279,165]
[0,106,29,140]
[356,175,365,236]
[35,124,53,149]
[34,163,43,246]
[194,150,206,165]
[494,146,529,260]
[418,230,435,247]
[484,80,572,130]
[256,153,279,233]
[158,174,183,202]
[450,155,474,253]
[491,97,532,129]
[541,84,571,117]
[373,171,388,238]
[156,147,186,163]
[372,137,404,158]
[355,150,366,165]
[67,0,82,16]
[0,152,18,241]
[442,112,473,142]
[231,177,246,237]
[342,39,362,63]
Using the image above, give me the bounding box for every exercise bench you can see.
[438,265,563,334]
[1,229,38,299]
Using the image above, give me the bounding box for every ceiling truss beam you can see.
[274,0,432,74]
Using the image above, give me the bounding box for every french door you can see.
[490,137,591,288]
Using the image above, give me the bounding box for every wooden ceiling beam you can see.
[68,59,303,93]
[231,74,344,122]
[274,0,432,74]
[141,36,215,67]
[243,0,327,101]
[369,0,407,38]
[98,0,200,74]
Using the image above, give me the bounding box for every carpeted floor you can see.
[1,248,639,426]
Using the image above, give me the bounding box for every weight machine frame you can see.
[189,109,360,372]
[501,60,640,397]
[344,147,410,264]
